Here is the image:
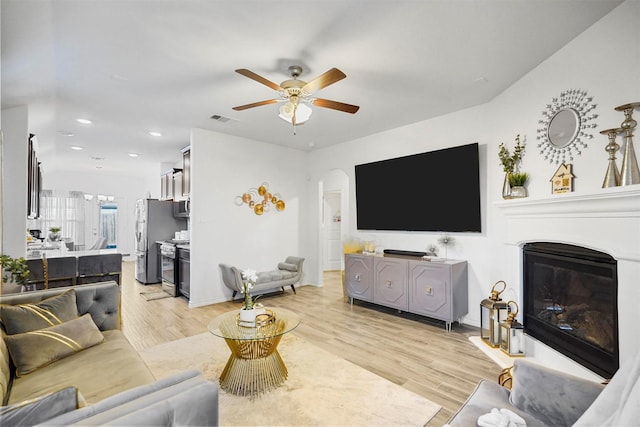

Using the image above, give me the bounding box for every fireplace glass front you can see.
[523,242,619,378]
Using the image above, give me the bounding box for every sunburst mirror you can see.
[536,89,598,164]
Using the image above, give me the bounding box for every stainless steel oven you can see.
[160,242,178,296]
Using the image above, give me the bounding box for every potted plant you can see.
[508,172,530,198]
[498,135,527,199]
[0,254,30,289]
[48,226,62,241]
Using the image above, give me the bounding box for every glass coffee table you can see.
[208,307,300,396]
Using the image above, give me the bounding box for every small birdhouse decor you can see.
[550,163,575,194]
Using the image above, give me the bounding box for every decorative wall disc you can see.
[536,89,598,164]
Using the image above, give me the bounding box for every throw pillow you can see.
[0,289,79,335]
[0,386,80,425]
[277,262,298,272]
[5,314,104,377]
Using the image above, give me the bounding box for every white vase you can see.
[239,308,256,323]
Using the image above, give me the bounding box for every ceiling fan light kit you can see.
[233,65,359,133]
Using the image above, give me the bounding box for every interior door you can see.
[323,192,342,271]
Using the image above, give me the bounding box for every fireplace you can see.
[523,242,619,378]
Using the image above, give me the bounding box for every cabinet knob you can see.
[386,280,392,287]
[355,274,361,282]
[425,287,433,295]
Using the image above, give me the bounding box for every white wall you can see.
[188,128,308,307]
[1,105,29,257]
[44,167,158,258]
[306,0,640,333]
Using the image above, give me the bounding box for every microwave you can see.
[173,199,190,218]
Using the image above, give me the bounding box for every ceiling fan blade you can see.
[302,68,346,94]
[312,98,360,114]
[232,99,279,111]
[235,69,282,91]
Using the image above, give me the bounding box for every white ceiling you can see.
[1,0,622,174]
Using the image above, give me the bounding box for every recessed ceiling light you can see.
[76,118,93,124]
[70,146,83,151]
[58,131,75,137]
[128,153,139,158]
[148,131,162,137]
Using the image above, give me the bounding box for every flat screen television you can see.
[355,143,481,232]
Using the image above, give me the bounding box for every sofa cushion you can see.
[8,330,155,405]
[39,369,218,427]
[6,314,104,377]
[446,379,548,427]
[277,262,298,272]
[0,290,78,335]
[0,332,10,406]
[509,359,604,427]
[0,386,80,426]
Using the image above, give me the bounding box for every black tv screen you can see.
[355,143,481,232]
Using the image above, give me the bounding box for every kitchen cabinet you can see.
[177,246,190,299]
[160,168,181,201]
[345,253,468,330]
[181,146,191,198]
[27,134,42,219]
[173,170,185,201]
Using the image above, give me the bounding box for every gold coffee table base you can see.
[220,335,288,396]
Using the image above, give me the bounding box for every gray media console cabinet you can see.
[344,253,468,331]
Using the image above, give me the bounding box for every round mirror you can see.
[547,108,579,148]
[536,89,597,164]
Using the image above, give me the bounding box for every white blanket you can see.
[476,408,526,427]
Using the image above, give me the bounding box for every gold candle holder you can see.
[614,102,640,186]
[599,128,623,188]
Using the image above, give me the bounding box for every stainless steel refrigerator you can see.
[134,198,186,284]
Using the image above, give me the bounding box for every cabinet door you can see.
[345,254,373,302]
[373,258,408,310]
[182,147,191,197]
[173,171,184,201]
[408,262,451,321]
[178,250,190,299]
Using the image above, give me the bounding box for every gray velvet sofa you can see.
[447,359,605,426]
[219,256,305,298]
[0,282,218,426]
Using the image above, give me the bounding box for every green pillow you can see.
[0,289,78,335]
[0,386,80,425]
[5,314,104,377]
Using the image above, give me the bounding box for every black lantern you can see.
[480,281,509,347]
[500,301,525,357]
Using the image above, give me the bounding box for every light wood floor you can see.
[120,261,502,426]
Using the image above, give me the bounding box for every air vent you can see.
[210,114,232,123]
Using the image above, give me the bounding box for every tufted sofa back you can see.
[0,281,121,331]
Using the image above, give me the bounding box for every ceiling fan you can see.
[232,65,359,130]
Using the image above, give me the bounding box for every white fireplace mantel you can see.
[494,185,640,262]
[493,185,640,380]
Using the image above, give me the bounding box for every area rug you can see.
[140,332,441,426]
[139,290,172,301]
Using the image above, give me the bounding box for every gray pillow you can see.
[278,262,298,272]
[0,386,79,425]
[0,290,78,335]
[6,314,104,377]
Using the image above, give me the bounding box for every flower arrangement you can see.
[240,268,258,310]
[498,134,526,174]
